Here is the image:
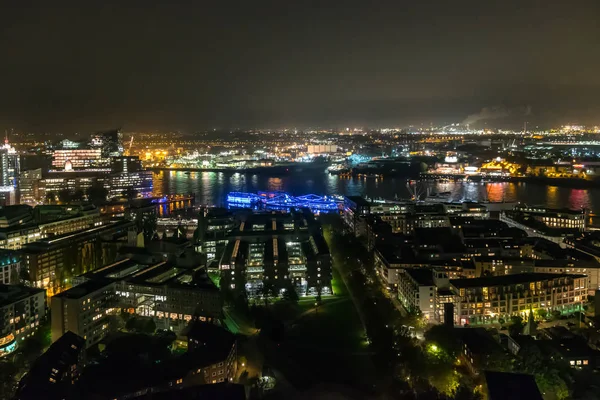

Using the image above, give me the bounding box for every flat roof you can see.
[21,220,134,251]
[53,279,114,299]
[0,284,45,306]
[451,273,586,288]
[404,268,434,286]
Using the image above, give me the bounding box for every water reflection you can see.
[568,189,590,210]
[153,171,600,213]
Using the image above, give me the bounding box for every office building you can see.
[196,207,236,264]
[52,149,103,169]
[21,220,134,297]
[219,211,332,296]
[52,258,222,348]
[0,140,20,205]
[18,169,45,205]
[90,128,122,158]
[0,284,46,357]
[42,155,153,200]
[51,280,117,346]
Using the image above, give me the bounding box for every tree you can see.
[126,317,137,331]
[509,315,524,337]
[0,361,18,399]
[282,282,299,304]
[516,344,570,400]
[261,282,275,307]
[453,384,482,400]
[424,325,460,359]
[143,318,157,335]
[535,308,548,320]
[45,191,57,204]
[58,189,73,203]
[405,309,426,330]
[86,183,108,204]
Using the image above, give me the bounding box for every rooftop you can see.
[0,284,45,307]
[53,279,114,299]
[451,272,586,288]
[404,268,434,286]
[21,220,134,252]
[484,371,543,400]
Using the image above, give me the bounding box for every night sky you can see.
[1,1,599,132]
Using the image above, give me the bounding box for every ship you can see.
[424,191,453,203]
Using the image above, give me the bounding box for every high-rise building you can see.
[90,129,122,158]
[18,169,44,205]
[0,140,20,205]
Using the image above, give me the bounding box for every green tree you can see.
[261,282,275,307]
[424,325,460,359]
[516,343,570,400]
[535,308,548,320]
[405,309,426,330]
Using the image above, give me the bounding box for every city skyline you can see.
[2,1,600,133]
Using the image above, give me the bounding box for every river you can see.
[152,170,600,213]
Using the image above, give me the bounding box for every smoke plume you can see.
[463,105,532,125]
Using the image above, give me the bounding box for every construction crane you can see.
[127,135,134,155]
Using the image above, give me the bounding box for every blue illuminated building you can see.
[227,191,343,213]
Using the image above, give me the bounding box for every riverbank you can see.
[149,162,329,175]
[420,173,600,189]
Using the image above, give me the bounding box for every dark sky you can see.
[1,0,599,132]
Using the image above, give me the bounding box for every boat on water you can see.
[424,191,453,203]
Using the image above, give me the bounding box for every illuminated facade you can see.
[52,149,103,169]
[0,284,46,357]
[396,268,449,321]
[18,168,44,205]
[51,280,116,348]
[0,142,19,205]
[514,205,586,231]
[196,208,236,264]
[53,258,222,348]
[0,251,21,284]
[452,273,587,325]
[219,211,332,297]
[21,221,134,297]
[227,191,343,214]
